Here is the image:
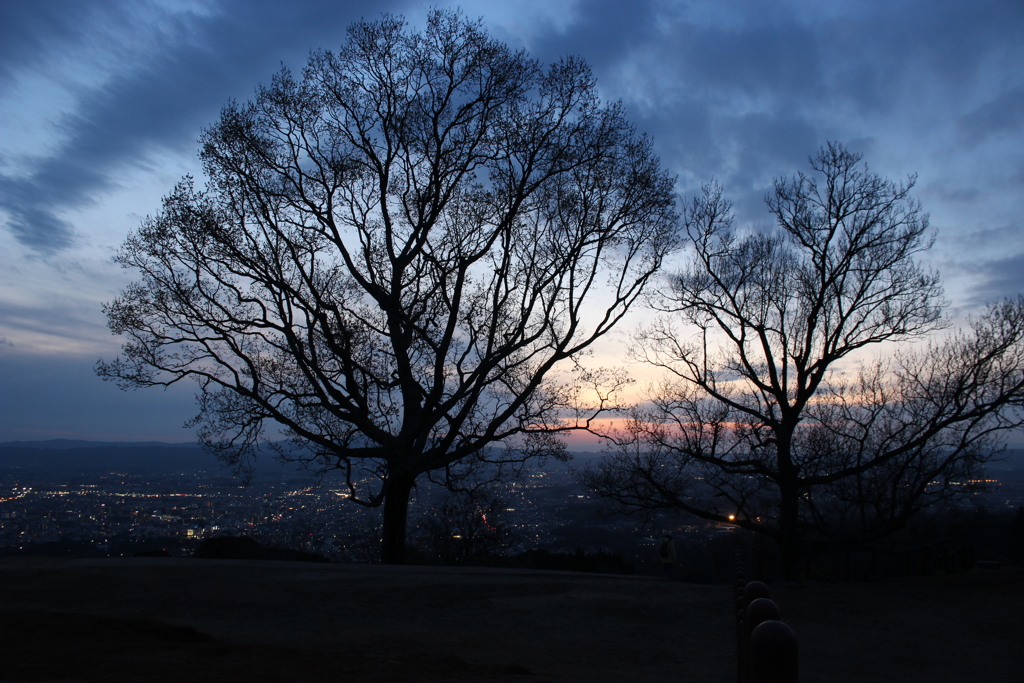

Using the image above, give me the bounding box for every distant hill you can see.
[2,440,1019,478]
[0,440,315,476]
[0,442,217,473]
[1,558,1022,682]
[985,448,1024,471]
[0,439,193,450]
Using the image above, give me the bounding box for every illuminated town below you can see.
[3,442,1023,571]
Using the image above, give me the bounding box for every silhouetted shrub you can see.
[1005,508,1024,565]
[493,548,634,575]
[261,546,330,563]
[193,535,329,563]
[195,536,263,559]
[413,489,519,566]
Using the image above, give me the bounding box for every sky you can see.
[1,0,1023,444]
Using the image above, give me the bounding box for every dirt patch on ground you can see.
[0,558,1020,682]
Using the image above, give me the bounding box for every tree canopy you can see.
[583,144,1024,576]
[97,10,678,563]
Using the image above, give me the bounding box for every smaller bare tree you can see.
[583,143,1024,577]
[415,485,518,565]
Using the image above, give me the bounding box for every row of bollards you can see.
[735,551,798,683]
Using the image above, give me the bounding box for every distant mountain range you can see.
[1,439,194,450]
[987,448,1024,471]
[0,440,220,474]
[0,439,319,475]
[2,439,1021,475]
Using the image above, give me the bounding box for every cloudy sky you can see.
[1,0,1022,443]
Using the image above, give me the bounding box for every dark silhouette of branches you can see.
[415,486,518,566]
[583,143,1024,577]
[97,10,678,563]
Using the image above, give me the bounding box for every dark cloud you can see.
[968,251,1024,307]
[0,0,108,88]
[905,0,1024,87]
[939,223,1019,254]
[7,0,1023,252]
[663,23,823,103]
[805,0,1024,113]
[0,176,79,251]
[523,0,659,69]
[959,88,1024,144]
[521,0,1023,203]
[517,1,832,209]
[0,0,403,253]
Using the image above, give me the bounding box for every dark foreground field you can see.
[1,557,1021,682]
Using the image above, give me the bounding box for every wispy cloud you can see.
[0,0,403,253]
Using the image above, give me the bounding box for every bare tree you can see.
[96,10,678,563]
[415,486,518,566]
[583,143,1024,577]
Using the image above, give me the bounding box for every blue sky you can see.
[2,0,1023,442]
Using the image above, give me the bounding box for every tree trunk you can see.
[381,473,416,564]
[775,430,802,580]
[778,486,801,580]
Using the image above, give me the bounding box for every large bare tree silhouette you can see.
[98,10,678,563]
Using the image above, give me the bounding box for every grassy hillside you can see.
[1,557,1020,682]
